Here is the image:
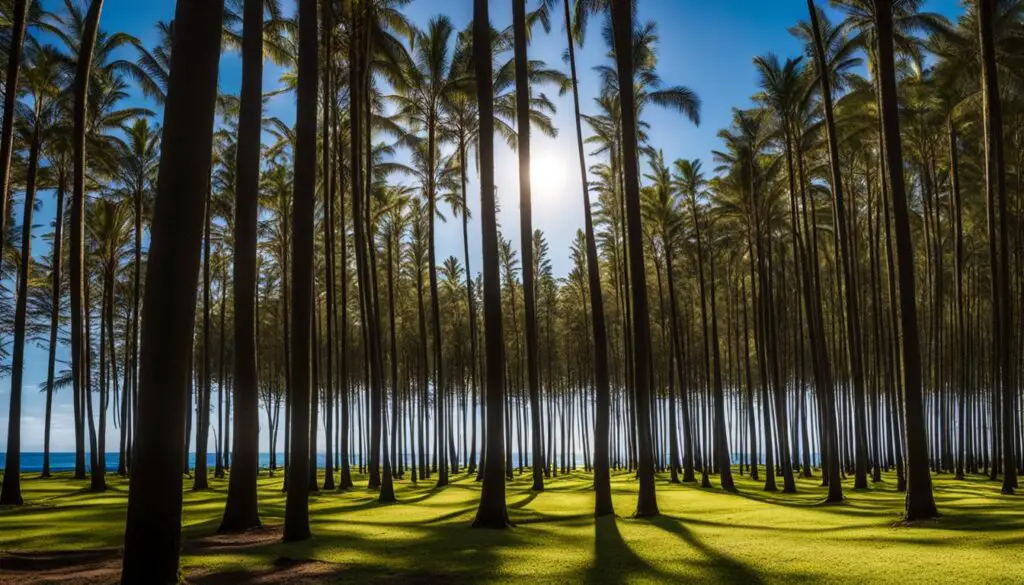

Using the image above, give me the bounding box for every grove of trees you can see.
[0,0,1021,582]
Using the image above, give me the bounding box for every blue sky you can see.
[1,0,965,454]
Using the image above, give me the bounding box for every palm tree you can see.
[69,0,105,493]
[612,0,658,518]
[976,0,1016,496]
[390,15,464,488]
[0,0,30,273]
[131,19,171,104]
[120,0,224,581]
[871,0,938,521]
[553,0,614,514]
[805,0,869,491]
[751,51,840,493]
[473,0,510,529]
[0,42,64,506]
[112,116,159,476]
[220,0,263,533]
[282,0,316,543]
[513,0,547,492]
[86,198,131,487]
[39,141,71,480]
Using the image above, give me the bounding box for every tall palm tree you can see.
[553,0,614,514]
[86,197,132,495]
[0,0,30,273]
[806,0,868,490]
[112,115,159,476]
[472,0,510,529]
[55,0,106,492]
[513,0,546,492]
[120,0,224,581]
[669,159,702,484]
[0,43,64,506]
[39,139,72,481]
[676,158,733,491]
[283,0,316,542]
[753,49,843,498]
[390,15,464,488]
[976,0,1016,496]
[872,0,938,521]
[612,0,658,518]
[220,0,263,533]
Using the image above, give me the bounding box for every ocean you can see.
[0,452,293,473]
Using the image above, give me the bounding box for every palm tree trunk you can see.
[42,180,66,480]
[120,1,224,579]
[321,0,336,493]
[977,0,1017,496]
[219,0,263,532]
[0,128,40,506]
[874,0,938,520]
[473,0,510,528]
[196,187,213,490]
[0,0,28,270]
[611,0,658,517]
[283,0,317,542]
[70,0,104,486]
[511,0,545,493]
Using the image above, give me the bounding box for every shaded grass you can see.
[1,467,1022,583]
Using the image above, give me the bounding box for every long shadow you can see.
[650,515,767,585]
[585,515,665,584]
[509,491,539,509]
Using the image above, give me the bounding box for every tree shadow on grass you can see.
[650,515,767,584]
[585,515,668,584]
[509,491,539,509]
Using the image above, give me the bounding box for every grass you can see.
[1,467,1022,583]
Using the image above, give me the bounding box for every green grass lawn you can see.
[1,467,1022,583]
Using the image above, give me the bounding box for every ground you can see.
[0,466,1021,583]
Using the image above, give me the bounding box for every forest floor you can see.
[0,466,1021,584]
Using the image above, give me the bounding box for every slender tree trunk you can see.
[473,0,510,528]
[612,0,658,517]
[120,2,224,580]
[0,0,28,270]
[874,0,938,520]
[0,127,41,505]
[283,0,317,542]
[71,0,104,487]
[42,181,66,480]
[219,0,263,533]
[977,0,1017,496]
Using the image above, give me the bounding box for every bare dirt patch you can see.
[0,549,121,584]
[186,557,351,584]
[183,524,284,553]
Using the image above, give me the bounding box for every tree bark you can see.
[120,1,224,580]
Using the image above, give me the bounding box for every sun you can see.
[530,151,568,194]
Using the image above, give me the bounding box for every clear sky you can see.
[1,0,964,454]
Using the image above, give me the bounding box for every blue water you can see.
[0,452,293,473]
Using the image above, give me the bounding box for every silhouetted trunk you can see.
[612,0,658,518]
[806,0,868,489]
[120,1,224,580]
[195,187,213,490]
[473,0,510,528]
[0,122,41,505]
[321,0,336,492]
[219,0,263,534]
[71,0,104,486]
[874,0,938,520]
[42,180,66,480]
[977,0,1017,496]
[512,0,545,493]
[283,0,317,542]
[0,0,28,271]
